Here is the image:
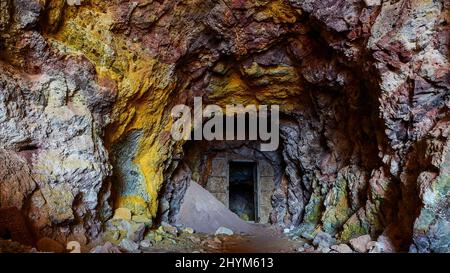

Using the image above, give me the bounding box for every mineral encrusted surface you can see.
[0,0,448,252]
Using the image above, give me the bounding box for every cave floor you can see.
[141,226,306,254]
[0,224,309,253]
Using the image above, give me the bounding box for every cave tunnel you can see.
[229,161,257,222]
[158,109,288,226]
[161,133,286,230]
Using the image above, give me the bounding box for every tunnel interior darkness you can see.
[0,228,12,240]
[229,161,257,222]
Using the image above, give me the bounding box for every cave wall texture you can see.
[0,0,448,252]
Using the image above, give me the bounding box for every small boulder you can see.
[304,245,315,253]
[364,0,381,7]
[240,214,250,221]
[154,234,163,242]
[161,222,178,236]
[106,218,131,232]
[312,231,333,248]
[127,223,146,242]
[113,208,132,221]
[105,218,145,243]
[331,244,353,253]
[90,242,121,253]
[369,235,395,253]
[318,246,331,253]
[183,227,195,234]
[139,239,152,249]
[144,231,160,243]
[103,230,121,244]
[366,241,377,252]
[215,227,234,236]
[37,237,65,253]
[132,215,152,225]
[119,239,140,253]
[349,234,372,253]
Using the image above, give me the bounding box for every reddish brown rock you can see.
[0,0,447,254]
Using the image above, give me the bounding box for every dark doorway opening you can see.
[229,161,257,222]
[0,228,12,240]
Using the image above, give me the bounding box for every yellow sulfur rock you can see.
[113,208,132,221]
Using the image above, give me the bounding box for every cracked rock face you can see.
[0,0,448,252]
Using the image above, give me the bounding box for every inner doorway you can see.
[229,161,257,222]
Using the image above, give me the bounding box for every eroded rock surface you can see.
[0,0,448,252]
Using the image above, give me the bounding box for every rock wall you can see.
[0,0,448,252]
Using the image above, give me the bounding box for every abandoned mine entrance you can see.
[229,161,258,222]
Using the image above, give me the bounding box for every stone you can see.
[119,239,140,253]
[40,185,75,224]
[90,242,121,253]
[215,227,234,236]
[319,246,331,253]
[349,235,372,253]
[132,215,152,225]
[366,241,377,252]
[113,208,132,221]
[369,235,395,253]
[183,227,195,234]
[259,161,275,177]
[103,230,120,244]
[363,0,381,7]
[67,233,88,247]
[139,239,152,249]
[240,214,250,221]
[36,238,65,253]
[331,244,353,253]
[161,222,178,236]
[210,159,228,177]
[378,235,395,253]
[127,223,146,242]
[207,237,222,249]
[304,246,315,253]
[312,232,333,248]
[104,218,145,243]
[156,226,165,234]
[259,176,275,191]
[154,235,163,242]
[206,177,228,193]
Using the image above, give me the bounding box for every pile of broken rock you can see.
[92,208,198,253]
[295,231,395,253]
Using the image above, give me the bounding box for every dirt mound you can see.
[174,181,261,235]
